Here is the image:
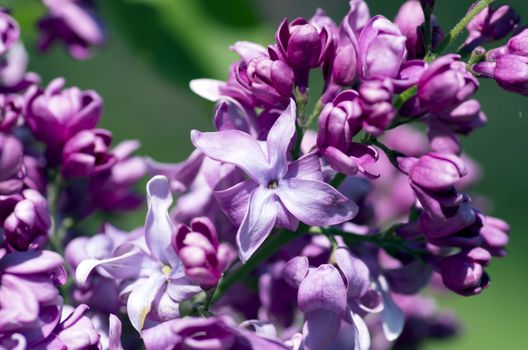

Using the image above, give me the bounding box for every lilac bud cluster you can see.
[0,1,523,349]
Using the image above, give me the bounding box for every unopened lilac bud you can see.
[0,94,21,132]
[392,59,428,93]
[38,1,105,60]
[62,129,115,178]
[0,42,40,93]
[359,79,396,135]
[479,215,509,257]
[317,90,362,151]
[283,256,309,288]
[4,189,51,250]
[343,0,371,35]
[236,56,294,106]
[410,153,467,192]
[331,43,357,86]
[464,4,519,51]
[395,1,444,59]
[173,217,235,288]
[276,18,330,70]
[358,16,407,80]
[438,247,490,296]
[0,133,24,195]
[0,12,19,55]
[334,247,370,299]
[418,55,478,114]
[491,54,528,96]
[435,99,487,135]
[24,78,102,160]
[506,28,528,56]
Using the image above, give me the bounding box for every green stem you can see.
[421,5,433,55]
[394,86,417,109]
[209,226,306,306]
[330,172,347,189]
[428,0,496,60]
[303,99,323,129]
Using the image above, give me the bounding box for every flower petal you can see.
[236,187,278,263]
[191,130,270,183]
[302,310,342,350]
[127,273,167,331]
[375,275,405,341]
[214,180,258,226]
[266,99,296,178]
[189,79,225,101]
[145,176,179,264]
[166,277,201,303]
[352,311,371,350]
[284,152,324,182]
[277,178,358,226]
[109,314,124,350]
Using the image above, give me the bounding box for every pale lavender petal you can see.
[283,256,309,288]
[266,99,296,178]
[277,178,358,226]
[127,272,167,331]
[189,79,225,101]
[109,314,123,350]
[145,175,179,264]
[284,152,324,182]
[302,310,342,350]
[214,180,258,226]
[230,41,267,63]
[191,130,270,183]
[0,250,63,274]
[237,187,278,262]
[375,275,404,341]
[166,277,201,302]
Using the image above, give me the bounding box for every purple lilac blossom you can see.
[192,99,358,262]
[76,176,201,332]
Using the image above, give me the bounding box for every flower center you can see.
[161,265,172,275]
[267,180,278,189]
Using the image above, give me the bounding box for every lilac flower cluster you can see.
[0,0,523,349]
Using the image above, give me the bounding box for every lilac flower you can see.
[24,77,103,161]
[394,0,444,59]
[0,250,66,348]
[173,217,235,288]
[463,4,519,51]
[418,55,478,114]
[192,99,358,261]
[343,0,371,36]
[316,90,379,177]
[85,140,147,214]
[437,247,490,296]
[142,315,289,350]
[478,215,509,257]
[357,16,407,80]
[3,189,51,251]
[0,11,19,56]
[0,94,22,132]
[0,42,40,93]
[235,54,294,107]
[38,0,105,60]
[61,128,116,178]
[475,53,528,97]
[358,79,396,135]
[0,132,24,195]
[66,224,143,313]
[76,176,201,332]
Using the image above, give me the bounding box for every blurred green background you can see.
[3,0,527,349]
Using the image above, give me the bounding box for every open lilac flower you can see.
[0,11,19,56]
[76,176,201,332]
[0,132,24,195]
[192,99,358,261]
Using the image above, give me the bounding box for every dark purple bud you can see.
[4,189,51,251]
[331,42,358,86]
[392,59,428,93]
[173,217,235,288]
[418,55,478,114]
[479,215,509,257]
[438,247,491,296]
[24,78,103,161]
[61,128,115,178]
[409,153,467,192]
[0,11,19,55]
[317,90,362,151]
[506,28,528,56]
[0,133,24,195]
[434,99,487,135]
[358,15,407,80]
[358,79,396,135]
[276,18,330,70]
[0,94,21,132]
[236,56,294,106]
[38,1,105,60]
[464,4,519,51]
